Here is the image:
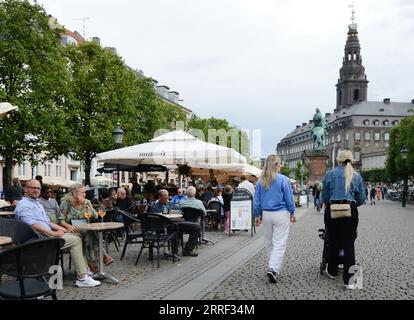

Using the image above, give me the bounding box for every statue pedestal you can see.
[304,150,329,187]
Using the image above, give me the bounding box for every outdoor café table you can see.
[0,236,12,246]
[76,222,124,284]
[202,210,217,245]
[160,213,184,260]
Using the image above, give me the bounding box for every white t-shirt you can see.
[237,180,255,197]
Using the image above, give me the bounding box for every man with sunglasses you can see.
[39,184,62,225]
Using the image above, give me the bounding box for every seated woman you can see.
[59,183,113,273]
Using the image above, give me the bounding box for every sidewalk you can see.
[203,200,414,300]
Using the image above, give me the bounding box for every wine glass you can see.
[84,211,92,225]
[98,210,106,224]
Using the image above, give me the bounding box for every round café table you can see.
[76,222,124,284]
[0,236,12,246]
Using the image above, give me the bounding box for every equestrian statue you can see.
[311,108,328,151]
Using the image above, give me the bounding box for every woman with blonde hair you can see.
[60,183,113,273]
[254,155,296,283]
[321,150,365,289]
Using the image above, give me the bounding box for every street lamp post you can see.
[300,166,304,190]
[400,146,409,208]
[112,122,124,188]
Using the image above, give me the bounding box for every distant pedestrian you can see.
[254,155,296,284]
[6,177,23,204]
[370,185,376,205]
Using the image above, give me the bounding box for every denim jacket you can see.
[322,166,366,206]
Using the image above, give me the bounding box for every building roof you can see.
[279,100,414,143]
[330,101,414,121]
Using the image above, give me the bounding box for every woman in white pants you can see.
[254,155,296,283]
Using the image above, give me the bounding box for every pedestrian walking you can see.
[321,150,365,290]
[370,185,376,205]
[253,155,296,284]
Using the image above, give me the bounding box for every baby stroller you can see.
[318,227,345,275]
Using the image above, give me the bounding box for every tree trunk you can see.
[84,154,92,187]
[2,155,13,199]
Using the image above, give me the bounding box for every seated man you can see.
[14,179,101,288]
[116,187,134,212]
[151,189,201,257]
[39,184,61,224]
[179,186,207,223]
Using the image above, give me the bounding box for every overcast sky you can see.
[37,0,414,157]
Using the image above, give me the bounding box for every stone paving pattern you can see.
[202,200,414,300]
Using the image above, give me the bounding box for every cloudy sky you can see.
[37,0,414,157]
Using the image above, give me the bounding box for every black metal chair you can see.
[102,209,121,253]
[135,213,178,268]
[206,201,225,230]
[0,219,41,245]
[179,207,204,247]
[118,210,143,261]
[0,237,65,300]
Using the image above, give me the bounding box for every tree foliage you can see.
[386,115,414,180]
[187,114,250,158]
[0,0,70,189]
[294,161,309,183]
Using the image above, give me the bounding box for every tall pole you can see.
[117,164,120,188]
[402,158,407,208]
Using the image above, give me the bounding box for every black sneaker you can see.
[182,250,198,257]
[267,270,277,283]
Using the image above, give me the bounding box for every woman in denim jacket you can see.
[321,150,365,289]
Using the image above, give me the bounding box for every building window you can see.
[373,120,379,126]
[374,133,380,141]
[353,89,360,102]
[331,136,334,143]
[45,160,51,177]
[383,120,389,126]
[32,155,40,177]
[355,132,361,141]
[18,162,27,176]
[56,158,62,177]
[363,119,369,126]
[384,133,390,141]
[337,135,341,142]
[346,133,349,141]
[392,120,399,126]
[354,151,361,161]
[364,132,371,141]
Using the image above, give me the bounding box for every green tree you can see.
[295,161,309,185]
[0,0,70,191]
[63,41,143,186]
[386,115,414,181]
[187,114,250,158]
[280,165,292,177]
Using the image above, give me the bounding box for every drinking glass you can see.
[98,210,106,224]
[84,211,92,225]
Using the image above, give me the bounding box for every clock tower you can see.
[335,6,368,109]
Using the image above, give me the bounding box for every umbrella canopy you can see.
[97,163,167,173]
[96,130,247,167]
[43,178,77,188]
[0,102,18,118]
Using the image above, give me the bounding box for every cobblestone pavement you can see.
[55,230,231,300]
[202,200,414,300]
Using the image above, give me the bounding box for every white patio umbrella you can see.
[0,102,18,118]
[96,130,247,168]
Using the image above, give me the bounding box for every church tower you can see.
[336,6,368,109]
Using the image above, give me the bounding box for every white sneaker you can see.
[76,275,101,287]
[345,283,357,290]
